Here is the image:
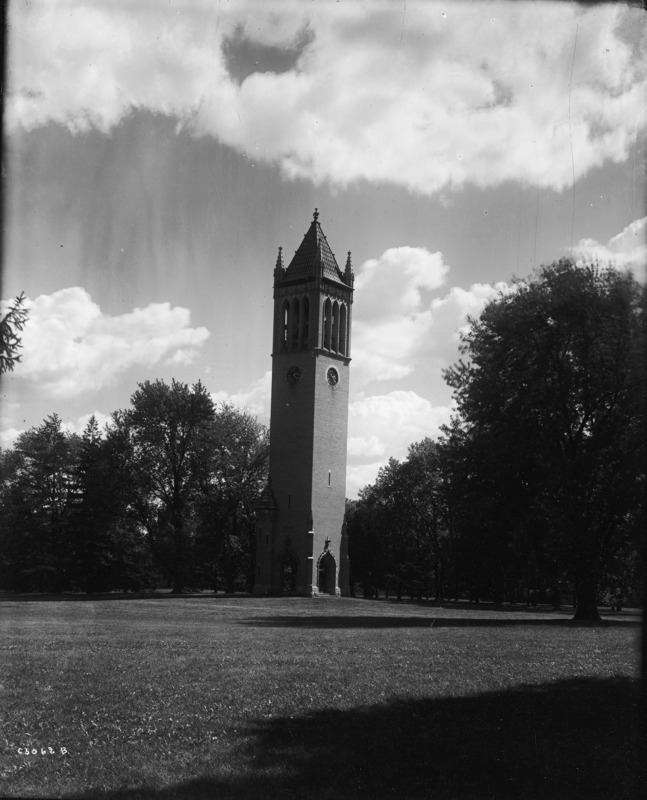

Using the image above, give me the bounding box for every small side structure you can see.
[253,210,354,596]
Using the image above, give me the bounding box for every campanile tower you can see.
[254,210,354,596]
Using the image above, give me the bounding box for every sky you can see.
[2,0,646,497]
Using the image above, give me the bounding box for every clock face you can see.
[286,365,301,385]
[326,367,339,387]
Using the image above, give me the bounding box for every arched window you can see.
[291,298,300,350]
[323,298,332,350]
[339,304,347,356]
[332,301,339,353]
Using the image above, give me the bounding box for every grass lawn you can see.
[0,595,642,799]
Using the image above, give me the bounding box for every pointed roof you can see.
[255,479,277,511]
[283,209,346,284]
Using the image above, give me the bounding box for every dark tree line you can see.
[0,380,269,594]
[1,261,643,616]
[349,261,645,620]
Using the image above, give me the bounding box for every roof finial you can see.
[344,250,354,287]
[274,246,285,279]
[313,208,319,222]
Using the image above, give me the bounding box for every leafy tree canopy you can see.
[443,260,645,619]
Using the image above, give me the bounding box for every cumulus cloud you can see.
[356,247,449,318]
[0,428,24,450]
[211,371,272,420]
[61,410,115,437]
[352,246,449,384]
[11,287,209,396]
[573,217,647,277]
[427,282,510,339]
[347,391,453,497]
[342,247,510,495]
[0,410,114,451]
[351,246,508,389]
[6,1,646,195]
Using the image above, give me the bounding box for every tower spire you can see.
[344,251,354,287]
[280,210,346,284]
[274,246,285,280]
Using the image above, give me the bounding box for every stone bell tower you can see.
[253,210,354,596]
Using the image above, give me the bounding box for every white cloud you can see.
[427,282,510,339]
[10,287,209,397]
[355,247,449,318]
[0,428,24,450]
[351,246,448,385]
[61,411,114,438]
[0,411,115,451]
[211,371,272,420]
[573,217,647,277]
[351,246,508,389]
[6,1,646,195]
[346,390,453,497]
[343,247,510,496]
[347,461,387,500]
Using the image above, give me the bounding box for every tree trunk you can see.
[171,514,184,594]
[573,576,601,621]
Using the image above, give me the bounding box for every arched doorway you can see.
[317,551,336,595]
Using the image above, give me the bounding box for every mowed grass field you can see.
[0,595,641,800]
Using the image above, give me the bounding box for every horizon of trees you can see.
[0,381,269,595]
[349,260,645,620]
[1,260,644,621]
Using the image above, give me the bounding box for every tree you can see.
[398,439,449,600]
[195,404,269,592]
[0,415,79,591]
[123,379,215,593]
[67,416,154,593]
[438,418,552,606]
[0,292,29,374]
[443,260,645,620]
[349,441,448,601]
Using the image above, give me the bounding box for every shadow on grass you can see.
[0,591,254,603]
[239,614,640,629]
[80,677,641,800]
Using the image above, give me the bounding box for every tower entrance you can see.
[317,551,336,595]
